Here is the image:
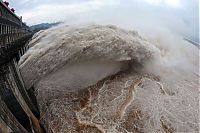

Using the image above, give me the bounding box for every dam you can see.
[0,0,199,133]
[0,1,44,132]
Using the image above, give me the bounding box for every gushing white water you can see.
[19,24,199,133]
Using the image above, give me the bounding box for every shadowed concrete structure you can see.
[0,1,44,133]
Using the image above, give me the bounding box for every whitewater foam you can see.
[19,24,199,133]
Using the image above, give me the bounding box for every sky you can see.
[7,0,199,42]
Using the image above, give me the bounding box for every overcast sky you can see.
[7,0,199,42]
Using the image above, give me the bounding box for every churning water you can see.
[19,24,199,133]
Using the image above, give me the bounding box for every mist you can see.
[16,0,199,132]
[8,0,198,43]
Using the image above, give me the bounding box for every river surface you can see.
[19,25,199,133]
